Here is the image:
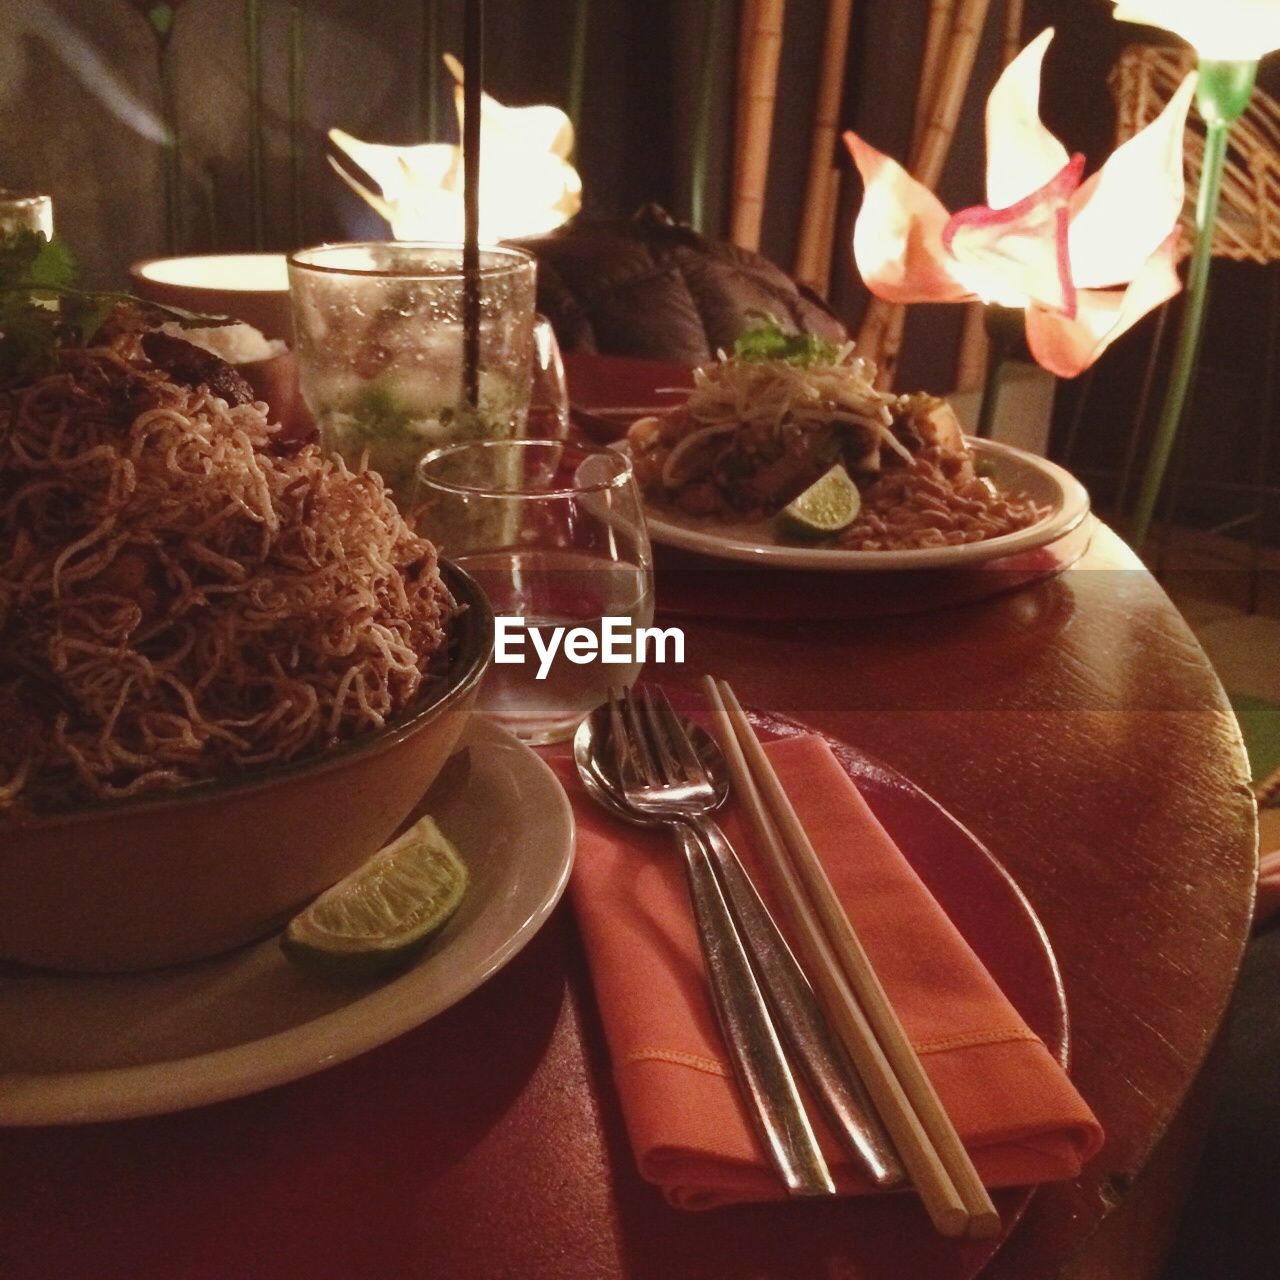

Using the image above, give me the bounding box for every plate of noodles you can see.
[0,250,542,976]
[0,716,574,1124]
[0,248,573,1117]
[622,321,1090,571]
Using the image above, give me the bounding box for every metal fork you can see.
[635,688,903,1188]
[606,688,835,1197]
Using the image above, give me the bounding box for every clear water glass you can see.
[528,316,570,441]
[415,440,654,745]
[287,241,537,506]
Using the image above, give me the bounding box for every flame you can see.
[329,54,581,242]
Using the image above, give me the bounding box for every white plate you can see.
[621,438,1090,571]
[0,718,574,1126]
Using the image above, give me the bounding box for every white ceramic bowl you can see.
[130,253,293,340]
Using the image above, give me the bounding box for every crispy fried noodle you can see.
[0,338,452,815]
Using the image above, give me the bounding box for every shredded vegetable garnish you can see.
[688,325,910,464]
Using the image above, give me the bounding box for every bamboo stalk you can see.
[202,164,219,250]
[736,0,759,187]
[705,678,1002,1239]
[855,298,891,373]
[139,4,183,252]
[156,41,182,253]
[859,0,992,385]
[566,0,589,136]
[288,1,306,248]
[873,300,908,388]
[911,0,955,160]
[955,0,1024,392]
[857,0,954,370]
[857,2,949,374]
[691,0,726,234]
[731,0,786,252]
[246,0,265,250]
[914,0,991,191]
[814,166,841,296]
[1001,0,1024,65]
[954,306,989,392]
[795,0,853,286]
[421,0,441,138]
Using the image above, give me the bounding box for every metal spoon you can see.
[574,702,903,1188]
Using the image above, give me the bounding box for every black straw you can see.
[462,0,484,411]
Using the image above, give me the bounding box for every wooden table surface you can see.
[667,524,1259,1278]
[0,521,1256,1280]
[0,357,1259,1278]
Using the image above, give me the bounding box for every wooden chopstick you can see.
[701,678,967,1236]
[702,676,1000,1240]
[714,678,1001,1238]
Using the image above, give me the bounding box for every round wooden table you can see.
[0,518,1256,1280]
[663,522,1259,1278]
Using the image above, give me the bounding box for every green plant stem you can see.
[974,304,1021,439]
[690,0,723,234]
[288,2,306,247]
[420,0,440,138]
[975,345,1005,439]
[566,0,588,136]
[157,43,182,252]
[203,165,219,249]
[1130,59,1258,549]
[246,0,265,250]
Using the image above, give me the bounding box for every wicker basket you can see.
[1113,44,1280,263]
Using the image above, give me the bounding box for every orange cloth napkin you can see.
[564,734,1104,1210]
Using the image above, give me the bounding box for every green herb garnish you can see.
[0,230,233,383]
[732,314,839,368]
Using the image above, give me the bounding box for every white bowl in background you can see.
[130,253,293,340]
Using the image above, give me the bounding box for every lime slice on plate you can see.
[777,464,861,539]
[283,815,469,976]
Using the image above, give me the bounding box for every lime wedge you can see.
[283,815,468,976]
[777,464,861,539]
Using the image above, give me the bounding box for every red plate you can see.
[581,692,1070,1280]
[0,704,1070,1280]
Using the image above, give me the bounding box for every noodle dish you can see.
[0,237,455,820]
[626,318,1049,552]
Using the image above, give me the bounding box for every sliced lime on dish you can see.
[283,815,469,977]
[777,464,862,540]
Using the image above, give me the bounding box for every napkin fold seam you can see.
[619,1026,1043,1079]
[915,1026,1041,1055]
[623,1047,730,1078]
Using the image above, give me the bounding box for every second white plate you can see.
[621,437,1090,571]
[0,718,575,1126]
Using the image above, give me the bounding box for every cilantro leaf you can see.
[0,232,234,383]
[0,296,60,381]
[733,314,839,367]
[25,236,77,292]
[0,229,75,295]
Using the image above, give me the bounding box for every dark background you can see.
[0,0,1276,533]
[0,0,1128,392]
